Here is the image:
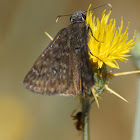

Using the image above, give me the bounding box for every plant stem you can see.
[131,34,140,140]
[133,75,140,140]
[81,97,91,140]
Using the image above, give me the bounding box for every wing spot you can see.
[59,75,62,79]
[60,69,62,73]
[63,69,66,74]
[62,64,67,68]
[32,68,39,75]
[61,52,69,56]
[34,87,37,90]
[36,80,40,85]
[50,87,55,92]
[42,67,48,73]
[29,85,33,89]
[65,52,69,56]
[38,87,41,91]
[53,70,56,75]
[63,75,66,80]
[50,50,53,55]
[44,87,47,93]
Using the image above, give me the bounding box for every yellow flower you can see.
[86,5,135,69]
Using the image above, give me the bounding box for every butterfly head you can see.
[70,11,86,23]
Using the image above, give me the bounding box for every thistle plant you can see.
[80,5,140,140]
[44,4,140,140]
[86,4,139,107]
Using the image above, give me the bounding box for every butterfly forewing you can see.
[23,11,95,96]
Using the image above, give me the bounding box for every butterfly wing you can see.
[23,28,79,95]
[24,21,95,96]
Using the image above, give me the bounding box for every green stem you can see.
[131,34,140,140]
[81,97,91,140]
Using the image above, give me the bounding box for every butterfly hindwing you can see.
[23,28,75,95]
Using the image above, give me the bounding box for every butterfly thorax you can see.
[69,22,87,52]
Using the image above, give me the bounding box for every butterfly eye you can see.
[70,16,73,22]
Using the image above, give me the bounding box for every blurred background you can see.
[0,0,139,140]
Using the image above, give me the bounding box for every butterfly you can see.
[23,10,95,96]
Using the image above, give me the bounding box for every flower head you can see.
[86,5,135,69]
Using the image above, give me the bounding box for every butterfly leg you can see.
[87,25,104,43]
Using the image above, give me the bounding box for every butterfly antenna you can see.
[56,14,72,23]
[88,48,103,62]
[84,3,112,13]
[56,3,112,22]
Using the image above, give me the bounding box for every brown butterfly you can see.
[23,11,94,96]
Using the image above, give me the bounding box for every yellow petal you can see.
[86,5,135,69]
